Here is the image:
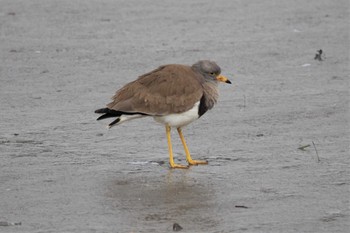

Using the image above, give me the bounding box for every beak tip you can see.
[217,75,232,84]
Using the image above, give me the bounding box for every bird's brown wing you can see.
[106,64,204,115]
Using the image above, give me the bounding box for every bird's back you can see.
[107,64,204,115]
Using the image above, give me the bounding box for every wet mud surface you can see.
[0,0,349,232]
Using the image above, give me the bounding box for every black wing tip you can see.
[108,118,121,128]
[95,108,108,114]
[97,113,112,121]
[95,108,119,121]
[95,108,149,121]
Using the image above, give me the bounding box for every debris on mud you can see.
[312,141,320,162]
[0,221,21,226]
[298,144,311,151]
[150,160,165,165]
[235,205,249,209]
[127,160,165,166]
[314,49,323,61]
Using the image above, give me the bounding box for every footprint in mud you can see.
[144,213,168,221]
[320,212,346,222]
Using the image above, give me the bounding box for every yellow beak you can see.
[216,75,232,84]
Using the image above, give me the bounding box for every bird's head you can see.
[192,60,231,84]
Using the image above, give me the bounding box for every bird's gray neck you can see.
[202,81,219,111]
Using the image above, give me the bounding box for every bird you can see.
[95,60,231,169]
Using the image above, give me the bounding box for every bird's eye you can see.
[210,72,215,76]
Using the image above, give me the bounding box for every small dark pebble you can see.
[334,182,346,186]
[173,223,183,231]
[331,76,342,80]
[256,133,264,137]
[43,179,54,183]
[150,160,165,165]
[96,133,103,136]
[7,12,16,16]
[235,205,248,209]
[221,157,232,161]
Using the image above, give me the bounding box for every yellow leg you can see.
[177,127,208,166]
[166,125,189,169]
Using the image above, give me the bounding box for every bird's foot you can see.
[188,159,208,166]
[169,162,189,169]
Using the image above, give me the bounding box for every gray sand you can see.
[0,0,349,232]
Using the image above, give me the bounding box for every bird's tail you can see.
[95,108,122,128]
[95,108,148,128]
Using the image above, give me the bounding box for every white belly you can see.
[153,101,200,128]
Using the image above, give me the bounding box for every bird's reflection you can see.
[105,166,218,230]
